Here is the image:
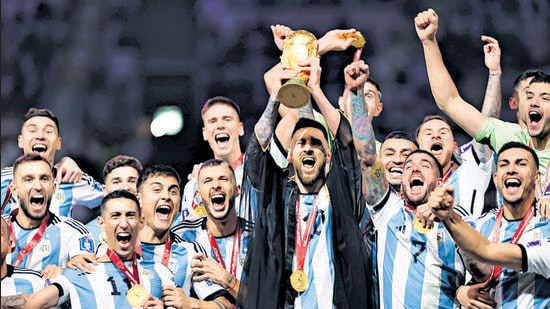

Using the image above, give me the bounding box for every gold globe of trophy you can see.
[278,30,318,108]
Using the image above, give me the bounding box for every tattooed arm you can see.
[1,284,60,309]
[344,61,389,205]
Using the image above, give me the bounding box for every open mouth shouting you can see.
[429,141,444,157]
[503,177,521,196]
[215,133,230,148]
[31,143,48,154]
[210,193,227,211]
[409,176,425,192]
[528,109,543,132]
[116,232,132,250]
[155,205,172,221]
[301,157,316,171]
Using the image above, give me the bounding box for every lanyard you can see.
[441,166,453,185]
[490,206,534,282]
[295,193,319,271]
[106,248,140,285]
[207,224,241,277]
[161,233,173,268]
[231,153,245,170]
[8,209,50,267]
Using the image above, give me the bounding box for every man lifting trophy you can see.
[277,30,318,108]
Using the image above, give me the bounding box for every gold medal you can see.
[290,269,309,292]
[127,284,149,308]
[194,205,207,218]
[413,213,433,234]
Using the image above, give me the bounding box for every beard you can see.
[296,160,326,188]
[206,195,235,221]
[404,181,437,207]
[19,198,50,221]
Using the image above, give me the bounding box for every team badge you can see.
[79,236,95,253]
[37,240,51,256]
[140,268,153,279]
[168,260,179,273]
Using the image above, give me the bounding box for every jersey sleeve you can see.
[64,219,96,257]
[474,117,528,153]
[524,239,550,279]
[67,173,104,209]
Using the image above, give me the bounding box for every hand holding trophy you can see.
[277,30,318,108]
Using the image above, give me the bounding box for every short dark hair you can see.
[498,142,539,169]
[529,72,550,86]
[198,159,236,182]
[292,118,329,143]
[103,155,143,182]
[201,96,241,118]
[382,130,419,149]
[512,69,544,92]
[366,77,382,100]
[13,153,53,175]
[101,190,141,217]
[405,149,443,178]
[137,164,182,193]
[23,108,60,133]
[415,114,454,139]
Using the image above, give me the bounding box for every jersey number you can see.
[106,276,121,295]
[411,240,426,263]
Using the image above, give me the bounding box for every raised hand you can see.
[414,8,439,42]
[482,35,502,75]
[344,60,369,92]
[271,24,293,51]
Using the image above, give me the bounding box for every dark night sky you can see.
[2,0,549,183]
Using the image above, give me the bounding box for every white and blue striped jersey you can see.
[140,232,226,300]
[369,189,468,309]
[85,218,102,248]
[474,209,550,308]
[177,157,246,224]
[0,265,47,296]
[53,258,174,309]
[450,141,494,218]
[1,166,104,218]
[172,217,251,281]
[288,190,334,309]
[3,213,95,271]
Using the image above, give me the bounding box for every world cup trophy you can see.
[277,30,318,108]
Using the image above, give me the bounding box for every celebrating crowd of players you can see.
[1,8,549,309]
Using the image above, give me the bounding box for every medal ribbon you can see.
[231,153,245,171]
[161,233,173,267]
[8,209,50,266]
[207,223,241,277]
[490,206,534,283]
[441,166,453,185]
[295,194,319,271]
[106,248,140,285]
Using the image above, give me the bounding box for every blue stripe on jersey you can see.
[476,212,550,308]
[140,240,192,288]
[41,226,62,268]
[57,183,74,217]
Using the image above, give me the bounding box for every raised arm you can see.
[344,61,388,205]
[415,9,486,138]
[306,56,340,136]
[471,35,502,163]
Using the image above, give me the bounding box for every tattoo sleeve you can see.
[255,97,280,150]
[1,295,27,309]
[349,88,388,205]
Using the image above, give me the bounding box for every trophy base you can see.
[278,79,310,109]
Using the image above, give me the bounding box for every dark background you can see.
[2,0,549,202]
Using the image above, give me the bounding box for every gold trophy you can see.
[278,30,318,108]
